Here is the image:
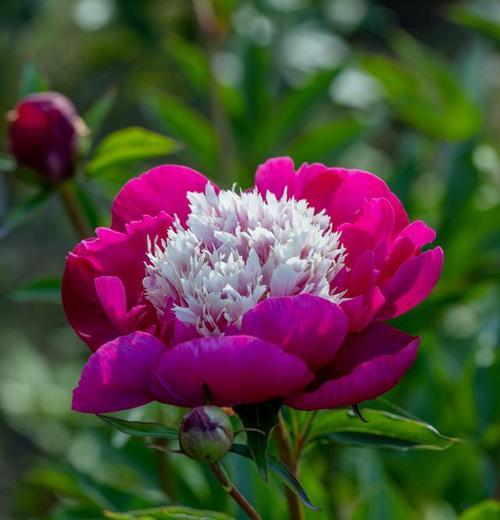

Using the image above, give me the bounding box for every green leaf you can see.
[350,450,419,520]
[241,44,271,126]
[308,408,457,451]
[459,500,500,519]
[167,36,210,92]
[439,141,479,245]
[27,467,89,503]
[20,62,49,96]
[359,32,481,141]
[144,93,217,168]
[84,87,117,138]
[27,464,155,511]
[287,117,366,164]
[0,188,52,239]
[237,44,272,164]
[11,276,61,304]
[97,415,179,440]
[87,127,180,177]
[263,67,342,148]
[448,6,500,43]
[48,504,104,520]
[233,399,282,482]
[229,444,320,511]
[268,453,321,512]
[104,506,234,520]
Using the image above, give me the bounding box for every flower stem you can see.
[290,411,318,468]
[275,413,304,520]
[209,462,262,520]
[57,180,91,239]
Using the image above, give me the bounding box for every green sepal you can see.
[233,399,282,482]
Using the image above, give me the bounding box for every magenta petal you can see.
[72,332,166,413]
[296,165,409,231]
[346,250,375,295]
[378,247,444,320]
[340,294,364,323]
[111,164,214,231]
[286,323,419,410]
[170,319,201,346]
[329,169,409,231]
[349,197,396,244]
[399,220,436,248]
[151,335,314,407]
[336,224,373,267]
[295,164,343,216]
[383,236,416,279]
[62,212,172,351]
[343,287,386,332]
[255,157,297,199]
[94,276,128,332]
[62,237,128,351]
[238,295,348,370]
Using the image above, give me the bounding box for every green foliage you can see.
[308,408,457,451]
[459,500,500,519]
[166,36,211,93]
[233,399,282,482]
[144,93,218,172]
[348,450,420,520]
[360,33,481,141]
[0,186,52,238]
[448,7,500,43]
[73,179,102,228]
[10,276,61,304]
[97,415,179,440]
[84,88,118,140]
[287,117,366,164]
[87,127,180,177]
[229,444,319,511]
[262,68,343,149]
[27,464,157,511]
[104,506,234,520]
[96,412,320,511]
[19,62,49,96]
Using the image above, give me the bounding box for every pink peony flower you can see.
[63,157,443,413]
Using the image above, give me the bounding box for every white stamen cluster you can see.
[143,185,346,336]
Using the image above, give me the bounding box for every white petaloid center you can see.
[143,185,346,336]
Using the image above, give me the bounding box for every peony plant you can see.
[62,157,444,518]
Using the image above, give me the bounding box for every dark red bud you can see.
[7,92,88,183]
[179,406,233,463]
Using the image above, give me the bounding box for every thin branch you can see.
[209,462,262,520]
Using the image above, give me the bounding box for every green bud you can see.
[179,406,234,463]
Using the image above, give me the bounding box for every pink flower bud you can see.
[179,406,234,463]
[7,92,87,183]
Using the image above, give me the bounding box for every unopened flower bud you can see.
[179,406,233,463]
[7,92,87,183]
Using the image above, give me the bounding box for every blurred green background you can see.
[0,0,499,519]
